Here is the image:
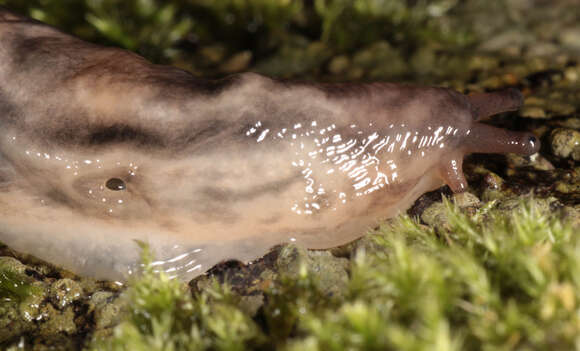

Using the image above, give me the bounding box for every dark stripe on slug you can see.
[146,72,257,100]
[7,34,89,79]
[0,88,20,124]
[49,123,165,147]
[180,119,229,146]
[51,119,236,151]
[0,168,11,189]
[190,175,302,225]
[88,124,164,146]
[198,173,301,203]
[43,188,80,209]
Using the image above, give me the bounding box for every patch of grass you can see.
[94,199,580,350]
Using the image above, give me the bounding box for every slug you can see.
[0,9,539,281]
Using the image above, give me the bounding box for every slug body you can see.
[0,10,539,281]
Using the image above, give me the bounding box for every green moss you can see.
[0,0,475,75]
[91,244,265,351]
[91,199,580,350]
[315,0,471,52]
[0,258,40,301]
[289,199,579,350]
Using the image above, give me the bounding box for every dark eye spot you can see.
[529,136,537,144]
[106,178,126,191]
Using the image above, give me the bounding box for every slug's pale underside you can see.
[0,10,539,281]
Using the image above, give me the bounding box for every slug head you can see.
[437,89,539,194]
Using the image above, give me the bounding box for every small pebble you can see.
[49,278,83,309]
[519,106,547,119]
[550,128,580,160]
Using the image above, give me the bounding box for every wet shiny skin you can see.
[0,10,539,281]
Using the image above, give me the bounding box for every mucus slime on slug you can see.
[0,9,539,281]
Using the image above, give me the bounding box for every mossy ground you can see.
[88,199,580,350]
[0,0,579,349]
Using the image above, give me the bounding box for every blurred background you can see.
[0,0,578,85]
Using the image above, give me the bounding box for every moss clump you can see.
[91,245,265,351]
[91,199,579,350]
[0,257,40,301]
[289,199,580,350]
